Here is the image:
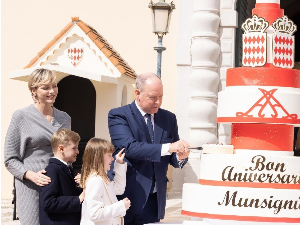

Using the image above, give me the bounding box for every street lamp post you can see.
[149,0,175,78]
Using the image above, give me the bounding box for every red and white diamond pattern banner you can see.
[242,33,266,67]
[68,47,84,67]
[272,33,294,68]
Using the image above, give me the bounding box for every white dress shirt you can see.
[134,101,171,156]
[52,157,68,165]
[135,101,175,193]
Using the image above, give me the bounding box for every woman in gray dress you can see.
[4,69,71,225]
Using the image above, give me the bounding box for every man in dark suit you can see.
[108,72,191,225]
[39,129,84,225]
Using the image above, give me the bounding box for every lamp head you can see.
[149,0,175,37]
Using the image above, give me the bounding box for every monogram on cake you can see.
[181,0,300,224]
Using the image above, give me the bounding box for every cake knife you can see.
[188,147,203,152]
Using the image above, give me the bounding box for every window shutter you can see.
[235,0,249,67]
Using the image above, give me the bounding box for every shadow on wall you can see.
[295,127,300,156]
[183,154,201,184]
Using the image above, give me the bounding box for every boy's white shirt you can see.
[80,161,127,225]
[52,157,67,165]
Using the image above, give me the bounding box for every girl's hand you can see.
[122,197,131,210]
[24,170,51,186]
[115,148,125,164]
[74,173,81,184]
[79,189,85,203]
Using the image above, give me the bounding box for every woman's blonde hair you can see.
[80,138,115,188]
[28,68,56,91]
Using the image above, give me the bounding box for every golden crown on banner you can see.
[242,15,269,33]
[272,15,297,35]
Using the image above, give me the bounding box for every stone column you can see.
[184,0,220,185]
[173,0,238,194]
[172,0,193,195]
[218,0,238,144]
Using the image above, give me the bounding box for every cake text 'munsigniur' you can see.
[218,191,300,214]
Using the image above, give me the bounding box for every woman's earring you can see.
[32,93,38,103]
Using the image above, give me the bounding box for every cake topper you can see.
[242,15,269,34]
[241,15,268,67]
[272,15,297,68]
[272,15,297,35]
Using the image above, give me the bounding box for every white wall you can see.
[1,0,179,199]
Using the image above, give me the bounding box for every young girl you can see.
[80,138,130,225]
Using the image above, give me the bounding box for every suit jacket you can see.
[80,162,127,225]
[108,101,187,219]
[39,158,82,225]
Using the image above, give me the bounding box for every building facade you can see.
[1,0,300,199]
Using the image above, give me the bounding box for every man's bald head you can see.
[135,72,163,114]
[135,72,162,93]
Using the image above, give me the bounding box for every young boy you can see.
[39,128,84,225]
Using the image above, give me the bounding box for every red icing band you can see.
[230,124,293,151]
[253,3,283,24]
[226,67,300,88]
[217,117,300,126]
[199,179,300,190]
[181,210,300,223]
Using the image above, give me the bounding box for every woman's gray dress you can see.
[4,105,71,225]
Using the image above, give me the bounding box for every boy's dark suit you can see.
[39,158,81,225]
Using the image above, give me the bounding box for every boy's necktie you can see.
[67,163,75,178]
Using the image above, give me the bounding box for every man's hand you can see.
[169,139,193,154]
[177,150,190,160]
[169,139,193,160]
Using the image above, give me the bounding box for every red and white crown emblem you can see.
[68,47,84,67]
[241,15,268,67]
[272,16,297,68]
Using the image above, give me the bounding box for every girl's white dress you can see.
[80,162,127,225]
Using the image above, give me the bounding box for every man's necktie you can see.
[145,114,154,144]
[145,114,155,193]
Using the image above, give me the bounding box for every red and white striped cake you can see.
[181,0,300,224]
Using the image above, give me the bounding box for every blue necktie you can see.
[145,114,154,143]
[145,114,155,193]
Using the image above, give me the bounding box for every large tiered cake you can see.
[181,0,300,224]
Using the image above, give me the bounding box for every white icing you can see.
[217,87,300,125]
[199,154,300,182]
[182,153,300,224]
[202,144,234,154]
[182,183,300,219]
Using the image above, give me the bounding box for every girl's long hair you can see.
[80,138,115,188]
